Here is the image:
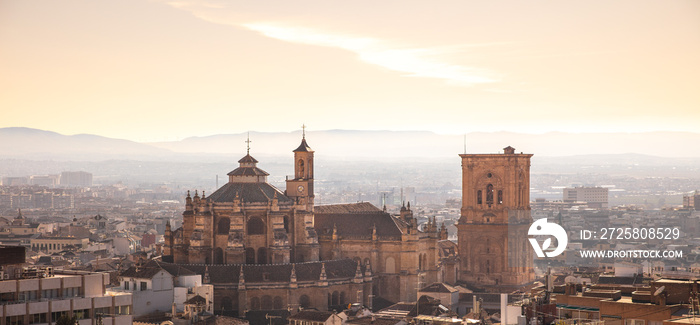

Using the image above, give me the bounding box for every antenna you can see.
[464,133,467,154]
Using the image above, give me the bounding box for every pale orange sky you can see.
[1,0,698,142]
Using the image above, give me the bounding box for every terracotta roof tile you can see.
[293,139,313,152]
[289,310,334,322]
[226,167,269,177]
[314,203,403,239]
[237,154,259,163]
[159,259,362,284]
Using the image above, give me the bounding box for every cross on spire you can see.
[245,132,252,154]
[302,124,306,139]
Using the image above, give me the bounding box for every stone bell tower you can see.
[457,146,534,292]
[286,126,314,212]
[285,127,318,262]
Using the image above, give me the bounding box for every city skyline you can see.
[1,0,699,142]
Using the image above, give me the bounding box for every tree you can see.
[55,314,77,325]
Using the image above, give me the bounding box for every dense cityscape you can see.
[2,0,698,324]
[1,133,699,325]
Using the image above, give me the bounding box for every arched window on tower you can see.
[298,159,305,178]
[486,184,494,205]
[477,190,482,205]
[498,190,503,204]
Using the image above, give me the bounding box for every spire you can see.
[354,262,363,283]
[293,127,313,152]
[204,266,210,284]
[320,263,327,281]
[238,266,245,289]
[290,264,297,283]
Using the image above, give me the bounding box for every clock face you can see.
[297,185,305,193]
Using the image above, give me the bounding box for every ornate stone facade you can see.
[457,146,535,292]
[315,202,447,303]
[162,135,447,314]
[164,137,319,265]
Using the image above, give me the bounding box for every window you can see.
[0,292,14,303]
[117,305,130,315]
[30,313,47,324]
[217,218,230,235]
[140,281,147,291]
[497,190,503,204]
[486,184,494,204]
[247,217,266,235]
[626,320,645,325]
[19,290,37,301]
[63,287,79,298]
[299,295,311,309]
[51,311,68,323]
[6,315,24,325]
[124,281,130,290]
[94,307,110,317]
[477,190,482,204]
[74,309,90,319]
[257,247,267,264]
[41,288,59,299]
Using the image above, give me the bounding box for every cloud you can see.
[241,22,499,86]
[153,0,500,86]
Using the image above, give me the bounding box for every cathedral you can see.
[163,134,446,315]
[165,135,318,265]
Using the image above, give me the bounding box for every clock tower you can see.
[286,130,314,212]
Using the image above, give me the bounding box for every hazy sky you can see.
[1,0,698,142]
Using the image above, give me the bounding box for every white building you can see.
[0,268,132,325]
[563,187,609,209]
[117,260,213,318]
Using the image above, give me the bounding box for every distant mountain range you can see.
[1,127,699,160]
[0,127,174,160]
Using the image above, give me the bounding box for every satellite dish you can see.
[653,286,666,296]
